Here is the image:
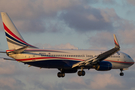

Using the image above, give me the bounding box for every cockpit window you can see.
[127,55,131,58]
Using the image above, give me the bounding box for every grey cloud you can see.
[32,81,64,90]
[35,43,78,49]
[19,19,45,33]
[59,6,115,32]
[84,0,116,4]
[0,77,25,90]
[0,0,127,34]
[0,0,74,33]
[102,0,117,4]
[0,0,122,33]
[82,0,99,4]
[127,0,135,5]
[87,32,113,49]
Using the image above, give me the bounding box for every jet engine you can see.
[94,61,112,71]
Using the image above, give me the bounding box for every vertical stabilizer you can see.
[1,12,36,50]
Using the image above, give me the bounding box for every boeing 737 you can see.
[0,12,134,78]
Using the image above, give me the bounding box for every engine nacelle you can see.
[95,61,112,71]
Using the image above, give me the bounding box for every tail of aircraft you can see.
[1,12,36,50]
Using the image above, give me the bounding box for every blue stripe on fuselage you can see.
[24,60,80,68]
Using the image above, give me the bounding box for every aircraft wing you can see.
[0,51,6,53]
[72,34,120,68]
[0,51,16,61]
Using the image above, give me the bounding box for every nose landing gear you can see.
[120,69,124,76]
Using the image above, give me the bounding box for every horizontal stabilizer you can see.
[3,58,16,61]
[0,57,16,61]
[0,51,6,53]
[8,46,28,54]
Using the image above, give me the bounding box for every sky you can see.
[0,0,135,90]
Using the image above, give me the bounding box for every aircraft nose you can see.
[130,58,134,65]
[128,56,134,66]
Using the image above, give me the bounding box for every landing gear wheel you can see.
[57,72,65,78]
[62,73,65,77]
[78,71,82,76]
[82,71,85,76]
[77,71,85,76]
[57,72,61,78]
[120,72,124,76]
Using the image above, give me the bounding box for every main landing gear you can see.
[57,72,65,78]
[57,68,77,78]
[120,69,124,76]
[78,70,85,76]
[77,67,85,76]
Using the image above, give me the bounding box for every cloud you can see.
[59,5,123,33]
[35,43,78,49]
[69,76,86,85]
[102,0,117,4]
[0,77,16,89]
[86,18,135,49]
[0,0,79,18]
[50,73,125,90]
[0,60,16,75]
[0,0,81,33]
[0,77,25,90]
[117,29,135,45]
[88,32,113,49]
[0,0,127,34]
[0,59,25,90]
[127,0,135,5]
[90,74,123,89]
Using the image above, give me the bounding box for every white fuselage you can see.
[7,49,134,69]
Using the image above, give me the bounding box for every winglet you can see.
[113,34,120,48]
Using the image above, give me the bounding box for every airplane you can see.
[0,12,134,78]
